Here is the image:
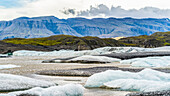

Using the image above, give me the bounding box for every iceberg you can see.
[13,47,156,57]
[104,79,170,92]
[0,73,55,91]
[52,55,121,63]
[120,56,170,67]
[0,64,20,69]
[85,69,170,92]
[2,84,84,96]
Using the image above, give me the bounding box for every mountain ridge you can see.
[1,16,170,40]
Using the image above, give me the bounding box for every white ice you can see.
[85,68,170,92]
[104,79,170,92]
[2,84,84,96]
[0,54,8,57]
[13,46,169,57]
[120,56,170,67]
[54,55,121,63]
[0,64,20,69]
[0,73,55,91]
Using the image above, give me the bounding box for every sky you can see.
[1,0,170,20]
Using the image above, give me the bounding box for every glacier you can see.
[1,84,84,96]
[0,73,55,91]
[85,69,170,92]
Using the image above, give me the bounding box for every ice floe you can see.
[52,55,121,63]
[121,56,170,67]
[13,46,168,57]
[2,84,84,96]
[0,54,8,57]
[0,64,20,69]
[0,73,55,91]
[85,68,170,92]
[104,79,170,92]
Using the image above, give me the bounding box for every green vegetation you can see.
[119,31,170,47]
[2,35,122,50]
[2,31,170,49]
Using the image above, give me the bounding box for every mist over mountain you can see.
[0,16,170,40]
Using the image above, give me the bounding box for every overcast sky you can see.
[1,0,170,20]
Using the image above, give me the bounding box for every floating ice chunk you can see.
[60,55,120,63]
[0,64,20,69]
[0,54,8,57]
[121,56,170,67]
[0,73,55,91]
[85,68,170,90]
[85,70,137,87]
[13,50,97,57]
[152,46,170,52]
[104,79,170,92]
[3,84,84,96]
[13,46,161,57]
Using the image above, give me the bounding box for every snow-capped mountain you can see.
[0,16,170,40]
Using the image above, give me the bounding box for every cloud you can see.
[77,4,170,18]
[61,8,76,15]
[1,0,170,21]
[0,0,86,20]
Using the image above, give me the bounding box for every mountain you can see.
[0,16,170,40]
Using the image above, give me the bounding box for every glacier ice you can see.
[13,46,170,57]
[54,55,121,63]
[0,54,8,57]
[0,73,55,91]
[120,56,170,67]
[12,46,170,67]
[0,64,20,69]
[13,47,157,57]
[85,68,170,92]
[104,79,170,92]
[2,84,84,96]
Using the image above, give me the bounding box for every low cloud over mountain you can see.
[76,4,170,18]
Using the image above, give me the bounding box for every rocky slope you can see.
[0,35,122,54]
[1,16,170,40]
[119,31,170,47]
[1,31,170,54]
